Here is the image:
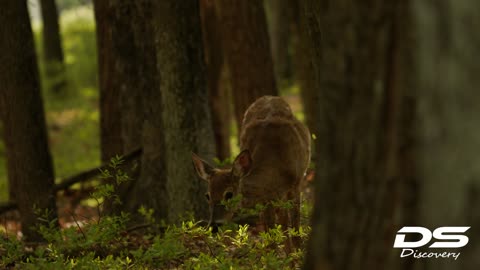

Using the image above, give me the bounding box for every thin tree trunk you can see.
[291,0,318,162]
[265,0,292,85]
[39,0,66,94]
[152,0,215,223]
[93,0,125,164]
[0,0,58,241]
[216,0,278,131]
[200,0,231,161]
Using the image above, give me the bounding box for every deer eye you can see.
[205,193,210,201]
[224,191,233,201]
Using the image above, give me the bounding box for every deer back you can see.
[238,96,311,207]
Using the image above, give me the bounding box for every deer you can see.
[192,96,311,250]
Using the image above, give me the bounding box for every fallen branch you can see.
[54,148,142,192]
[0,148,142,216]
[0,201,17,214]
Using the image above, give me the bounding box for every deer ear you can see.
[233,150,252,177]
[192,153,214,181]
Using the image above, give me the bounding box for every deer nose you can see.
[208,204,227,232]
[207,209,217,232]
[208,216,225,233]
[208,220,226,233]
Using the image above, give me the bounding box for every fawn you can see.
[192,96,311,249]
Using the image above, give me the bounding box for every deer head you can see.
[191,150,252,228]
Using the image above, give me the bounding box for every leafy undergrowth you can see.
[1,215,310,269]
[1,157,312,269]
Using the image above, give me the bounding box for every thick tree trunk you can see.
[130,0,169,222]
[413,0,480,269]
[302,1,480,269]
[39,0,66,94]
[302,1,410,269]
[200,0,231,161]
[216,0,278,131]
[93,0,164,219]
[0,1,58,242]
[153,0,215,223]
[94,0,147,160]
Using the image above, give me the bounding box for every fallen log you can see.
[0,148,142,216]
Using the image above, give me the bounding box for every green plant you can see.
[0,234,24,268]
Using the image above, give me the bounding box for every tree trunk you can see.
[302,1,411,269]
[128,0,169,222]
[413,0,480,269]
[0,0,58,242]
[94,0,147,160]
[216,0,278,131]
[200,0,231,161]
[93,0,164,219]
[39,0,66,94]
[152,0,215,223]
[265,0,292,85]
[291,0,318,162]
[303,0,480,269]
[93,0,125,164]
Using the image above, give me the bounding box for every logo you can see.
[393,226,470,260]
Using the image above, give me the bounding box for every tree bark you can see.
[93,0,147,161]
[0,0,58,242]
[413,0,480,269]
[93,0,164,219]
[152,0,215,223]
[302,1,480,269]
[130,0,169,222]
[291,0,318,162]
[39,0,66,94]
[93,0,124,163]
[265,0,293,85]
[216,0,278,131]
[301,1,411,269]
[200,0,231,161]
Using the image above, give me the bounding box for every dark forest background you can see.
[1,0,479,269]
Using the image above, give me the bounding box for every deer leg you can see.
[288,190,301,250]
[276,205,293,255]
[262,205,276,231]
